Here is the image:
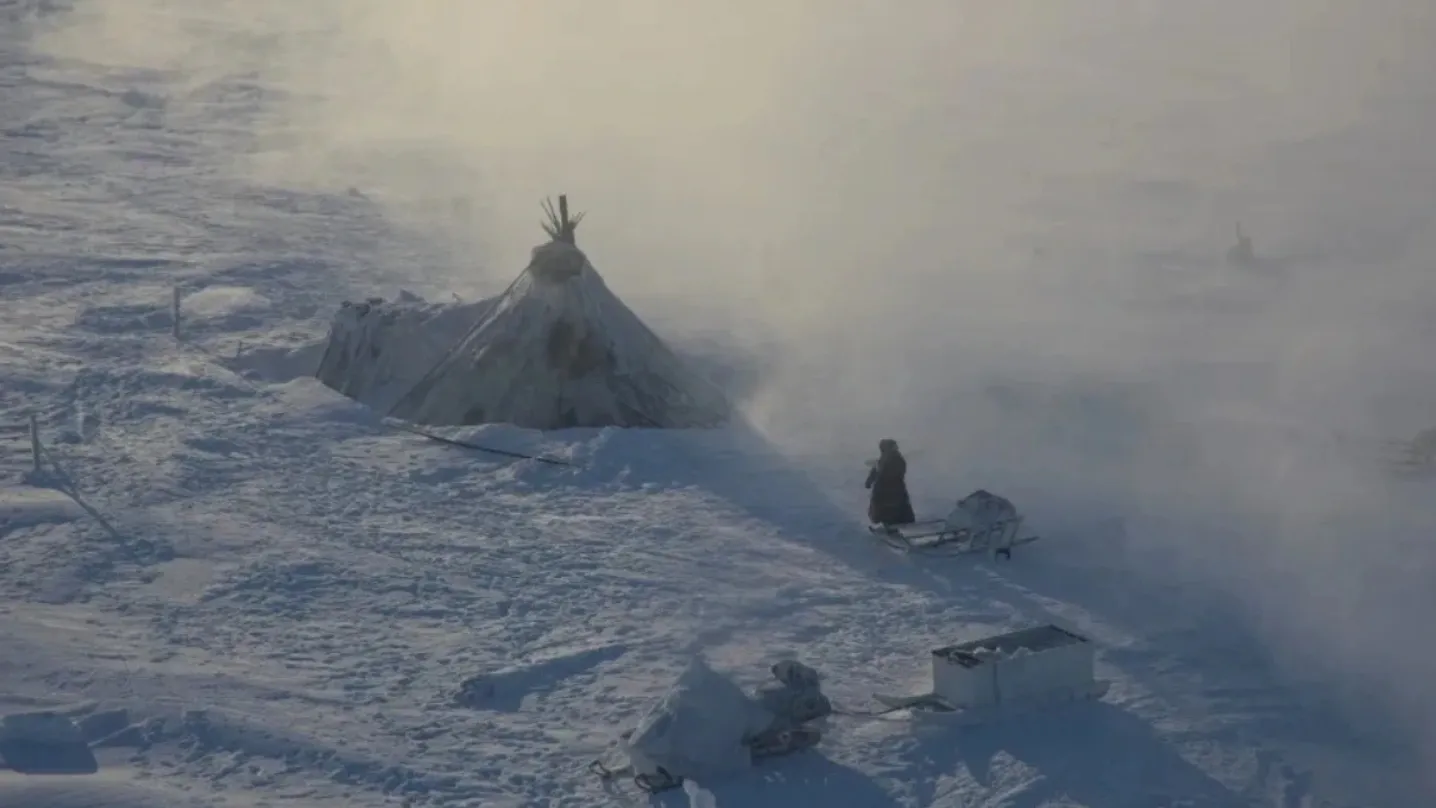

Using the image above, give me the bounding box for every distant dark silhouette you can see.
[1226,222,1254,267]
[865,438,915,526]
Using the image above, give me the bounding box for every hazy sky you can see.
[30,0,1436,796]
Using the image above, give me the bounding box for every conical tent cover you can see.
[388,237,730,430]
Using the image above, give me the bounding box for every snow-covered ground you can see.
[3,2,1435,806]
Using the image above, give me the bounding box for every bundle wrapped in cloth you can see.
[594,656,831,793]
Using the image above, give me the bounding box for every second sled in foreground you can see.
[869,623,1110,723]
[870,489,1040,559]
[588,658,830,794]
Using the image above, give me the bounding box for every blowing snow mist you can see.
[30,0,1436,794]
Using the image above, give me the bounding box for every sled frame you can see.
[869,514,1036,559]
[587,727,822,795]
[869,679,1112,723]
[1383,436,1436,477]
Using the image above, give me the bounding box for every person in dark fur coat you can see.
[865,438,915,527]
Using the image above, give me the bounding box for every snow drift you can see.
[0,711,97,775]
[0,780,205,808]
[317,198,731,430]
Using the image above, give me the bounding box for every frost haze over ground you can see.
[3,0,1436,805]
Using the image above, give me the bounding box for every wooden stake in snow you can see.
[540,194,585,246]
[29,412,40,474]
[172,286,182,340]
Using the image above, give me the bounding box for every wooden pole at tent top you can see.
[540,194,584,246]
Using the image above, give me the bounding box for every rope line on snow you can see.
[389,421,579,467]
[31,436,169,565]
[384,270,528,418]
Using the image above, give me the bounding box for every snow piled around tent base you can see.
[312,293,494,415]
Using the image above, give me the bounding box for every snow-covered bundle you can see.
[623,656,774,783]
[751,660,832,728]
[944,489,1018,533]
[613,656,831,789]
[386,197,731,430]
[314,293,494,415]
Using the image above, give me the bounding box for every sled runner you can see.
[1384,429,1436,477]
[588,726,822,794]
[869,489,1039,559]
[586,658,829,795]
[864,680,1112,727]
